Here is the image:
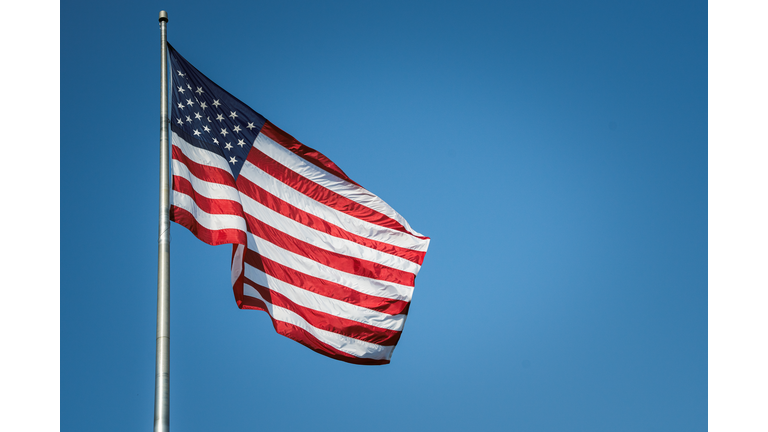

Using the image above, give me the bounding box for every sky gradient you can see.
[61,2,707,431]
[5,0,742,430]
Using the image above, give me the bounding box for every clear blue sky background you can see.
[59,1,707,431]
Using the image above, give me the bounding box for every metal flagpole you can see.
[154,10,171,432]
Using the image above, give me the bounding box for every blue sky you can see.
[8,1,765,431]
[68,1,706,431]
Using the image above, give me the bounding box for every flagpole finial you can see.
[159,10,168,23]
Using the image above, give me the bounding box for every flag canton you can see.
[168,43,267,179]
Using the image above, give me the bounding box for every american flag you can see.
[167,43,430,365]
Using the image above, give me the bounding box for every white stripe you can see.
[231,244,245,285]
[242,283,394,360]
[239,160,429,253]
[253,133,425,237]
[243,262,406,331]
[246,232,414,301]
[172,132,233,173]
[172,159,242,203]
[240,192,421,275]
[172,191,247,233]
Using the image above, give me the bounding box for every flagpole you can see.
[154,10,171,432]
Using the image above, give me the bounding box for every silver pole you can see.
[154,10,171,432]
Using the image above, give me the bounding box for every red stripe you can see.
[243,212,415,287]
[236,295,391,365]
[242,277,402,346]
[245,146,411,235]
[231,254,391,365]
[171,205,246,246]
[172,144,236,187]
[173,176,244,217]
[243,248,410,315]
[236,174,426,265]
[259,121,360,187]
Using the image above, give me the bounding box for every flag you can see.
[167,43,430,365]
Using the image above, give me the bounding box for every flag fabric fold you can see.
[167,43,429,365]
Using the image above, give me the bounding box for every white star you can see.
[246,122,256,130]
[237,139,246,147]
[185,116,192,123]
[177,85,185,93]
[220,128,229,136]
[176,118,183,126]
[212,138,219,144]
[187,83,192,90]
[177,71,185,77]
[229,111,238,119]
[216,113,225,122]
[186,98,194,106]
[193,129,201,136]
[207,116,212,122]
[232,125,242,133]
[203,125,211,132]
[177,102,184,109]
[229,156,237,164]
[212,99,221,107]
[224,142,233,150]
[196,87,204,95]
[194,112,202,120]
[199,102,208,110]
